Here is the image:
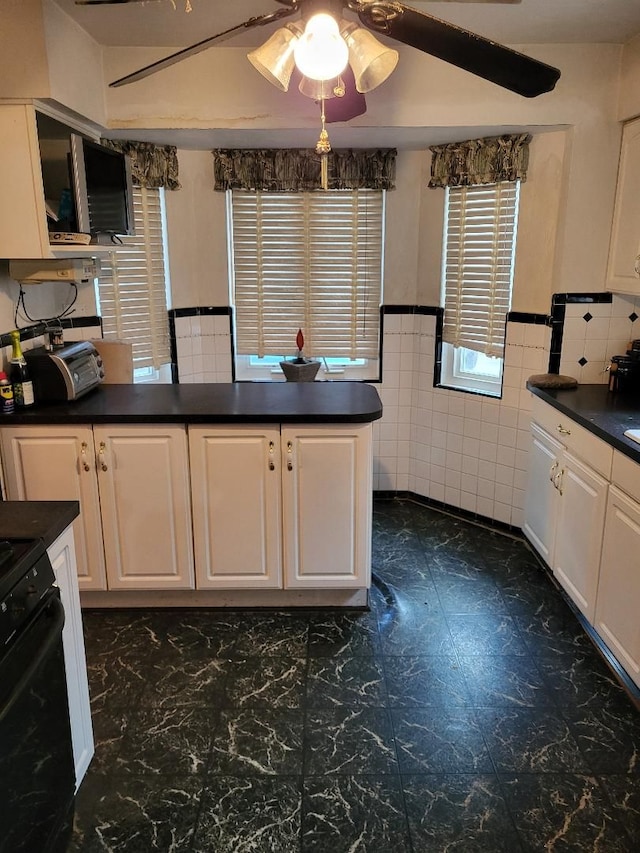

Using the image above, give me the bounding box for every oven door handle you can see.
[0,595,65,726]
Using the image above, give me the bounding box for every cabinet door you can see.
[189,425,282,589]
[282,424,372,589]
[94,425,194,590]
[0,104,49,258]
[0,426,106,590]
[595,485,640,688]
[553,451,608,622]
[607,116,640,295]
[523,423,562,565]
[48,526,94,789]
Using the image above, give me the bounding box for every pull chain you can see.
[315,98,332,190]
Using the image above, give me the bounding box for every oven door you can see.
[0,589,76,853]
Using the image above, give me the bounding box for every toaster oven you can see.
[24,341,104,401]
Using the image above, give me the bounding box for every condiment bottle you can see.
[0,371,14,414]
[9,330,34,407]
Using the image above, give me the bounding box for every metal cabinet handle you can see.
[287,440,293,471]
[549,461,558,483]
[556,468,564,496]
[80,441,91,472]
[556,424,571,436]
[268,440,275,471]
[98,441,108,472]
[634,254,640,278]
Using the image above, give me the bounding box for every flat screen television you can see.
[70,134,134,239]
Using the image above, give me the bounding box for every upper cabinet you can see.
[0,104,51,259]
[0,104,109,261]
[606,115,640,295]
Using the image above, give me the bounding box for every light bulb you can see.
[293,13,349,81]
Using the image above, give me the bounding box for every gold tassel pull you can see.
[315,98,332,191]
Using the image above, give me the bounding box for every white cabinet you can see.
[0,426,106,589]
[0,104,50,259]
[93,425,194,590]
[524,398,612,621]
[188,423,372,591]
[282,425,372,589]
[0,104,113,260]
[525,399,640,687]
[0,424,194,590]
[47,525,94,789]
[594,453,640,688]
[189,426,283,589]
[606,115,640,295]
[523,422,562,565]
[552,451,608,622]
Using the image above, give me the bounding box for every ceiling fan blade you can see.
[109,7,298,87]
[356,1,560,98]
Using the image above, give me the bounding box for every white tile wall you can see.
[174,314,232,383]
[174,297,640,529]
[374,312,550,528]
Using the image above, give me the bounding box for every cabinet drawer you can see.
[531,397,613,477]
[612,450,640,504]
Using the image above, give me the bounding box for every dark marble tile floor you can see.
[68,498,640,852]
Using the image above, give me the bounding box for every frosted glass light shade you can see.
[247,24,302,92]
[342,24,399,93]
[298,75,340,100]
[293,13,349,81]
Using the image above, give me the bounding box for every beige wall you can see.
[165,150,228,308]
[42,0,106,127]
[619,34,640,121]
[0,9,631,324]
[105,41,623,315]
[0,0,50,98]
[0,1,105,126]
[415,131,569,314]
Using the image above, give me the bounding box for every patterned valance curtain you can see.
[212,148,396,192]
[101,140,181,190]
[428,133,532,188]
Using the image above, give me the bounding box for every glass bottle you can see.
[9,330,34,407]
[0,371,14,414]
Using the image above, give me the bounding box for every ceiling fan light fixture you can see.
[341,23,399,93]
[298,75,341,101]
[293,12,349,81]
[247,22,303,92]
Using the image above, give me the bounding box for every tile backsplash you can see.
[558,293,640,383]
[0,316,102,371]
[171,311,232,384]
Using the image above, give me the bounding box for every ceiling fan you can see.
[76,0,561,107]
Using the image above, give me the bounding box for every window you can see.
[439,181,520,397]
[229,189,384,380]
[96,186,171,381]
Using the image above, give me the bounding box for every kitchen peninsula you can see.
[0,382,383,609]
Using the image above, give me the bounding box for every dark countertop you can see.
[0,501,79,547]
[0,382,383,425]
[528,384,640,465]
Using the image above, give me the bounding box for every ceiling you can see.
[56,0,640,49]
[51,1,640,151]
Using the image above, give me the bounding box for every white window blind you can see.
[230,189,383,359]
[97,186,171,370]
[442,181,520,358]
